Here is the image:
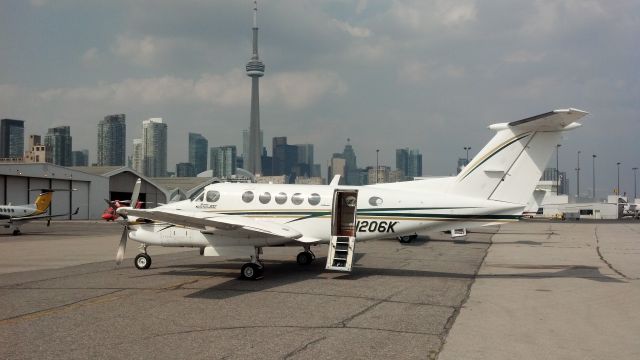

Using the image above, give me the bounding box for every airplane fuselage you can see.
[126,182,525,248]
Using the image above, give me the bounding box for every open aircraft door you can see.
[326,189,358,272]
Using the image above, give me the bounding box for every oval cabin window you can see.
[275,192,287,204]
[291,193,304,205]
[308,193,321,206]
[242,191,255,203]
[259,192,271,204]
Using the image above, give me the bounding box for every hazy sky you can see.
[1,0,638,197]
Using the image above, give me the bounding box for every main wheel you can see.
[12,229,20,236]
[241,263,263,280]
[296,251,313,265]
[134,253,152,270]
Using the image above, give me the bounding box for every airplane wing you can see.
[123,209,303,240]
[9,207,79,223]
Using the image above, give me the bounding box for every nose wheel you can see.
[240,247,264,280]
[134,253,152,270]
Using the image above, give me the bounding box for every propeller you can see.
[115,178,142,265]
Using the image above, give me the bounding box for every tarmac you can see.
[0,220,638,359]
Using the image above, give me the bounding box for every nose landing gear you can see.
[134,244,152,270]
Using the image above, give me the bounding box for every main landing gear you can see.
[134,244,152,270]
[398,234,418,244]
[296,246,316,266]
[240,247,264,280]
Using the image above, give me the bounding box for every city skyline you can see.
[1,1,638,196]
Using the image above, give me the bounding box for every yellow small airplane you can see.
[1,189,78,235]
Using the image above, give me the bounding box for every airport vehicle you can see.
[619,198,640,219]
[1,189,79,235]
[116,108,588,279]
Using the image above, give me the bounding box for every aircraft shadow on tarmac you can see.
[139,256,622,300]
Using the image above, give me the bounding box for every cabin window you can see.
[206,190,220,203]
[242,191,255,203]
[308,193,321,206]
[194,192,204,202]
[275,192,287,204]
[369,196,383,206]
[292,193,304,205]
[259,192,271,204]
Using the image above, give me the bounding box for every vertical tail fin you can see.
[34,191,53,214]
[453,109,588,204]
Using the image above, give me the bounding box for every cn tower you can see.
[246,1,265,175]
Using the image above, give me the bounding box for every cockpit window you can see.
[194,192,204,202]
[242,191,255,203]
[259,192,271,204]
[206,190,220,203]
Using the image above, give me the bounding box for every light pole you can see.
[376,149,380,184]
[633,167,638,199]
[592,154,596,200]
[576,150,581,199]
[463,146,471,164]
[556,144,561,195]
[617,162,621,196]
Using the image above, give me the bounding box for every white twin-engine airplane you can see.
[1,189,79,235]
[116,108,588,280]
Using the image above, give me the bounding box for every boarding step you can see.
[325,235,356,272]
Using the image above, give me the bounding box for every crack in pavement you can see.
[435,225,493,359]
[594,225,631,280]
[284,336,327,359]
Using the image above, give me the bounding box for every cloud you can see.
[503,50,546,64]
[81,47,100,66]
[32,69,346,110]
[330,19,371,38]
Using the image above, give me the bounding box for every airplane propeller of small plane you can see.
[102,198,145,221]
[1,188,79,235]
[115,108,589,280]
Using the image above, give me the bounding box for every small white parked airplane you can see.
[116,108,588,279]
[1,189,79,235]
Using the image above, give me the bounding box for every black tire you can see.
[134,253,152,270]
[12,230,20,236]
[241,263,262,280]
[296,251,313,266]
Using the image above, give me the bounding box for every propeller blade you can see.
[130,178,141,206]
[116,226,128,265]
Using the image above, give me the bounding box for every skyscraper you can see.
[396,148,422,179]
[0,119,24,159]
[142,118,167,177]
[44,126,72,166]
[176,162,195,177]
[210,146,237,178]
[188,133,208,174]
[342,140,360,185]
[408,149,422,177]
[328,153,346,185]
[272,137,298,178]
[72,150,89,166]
[245,1,265,175]
[132,138,143,172]
[97,114,126,166]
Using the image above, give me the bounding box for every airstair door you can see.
[325,189,358,272]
